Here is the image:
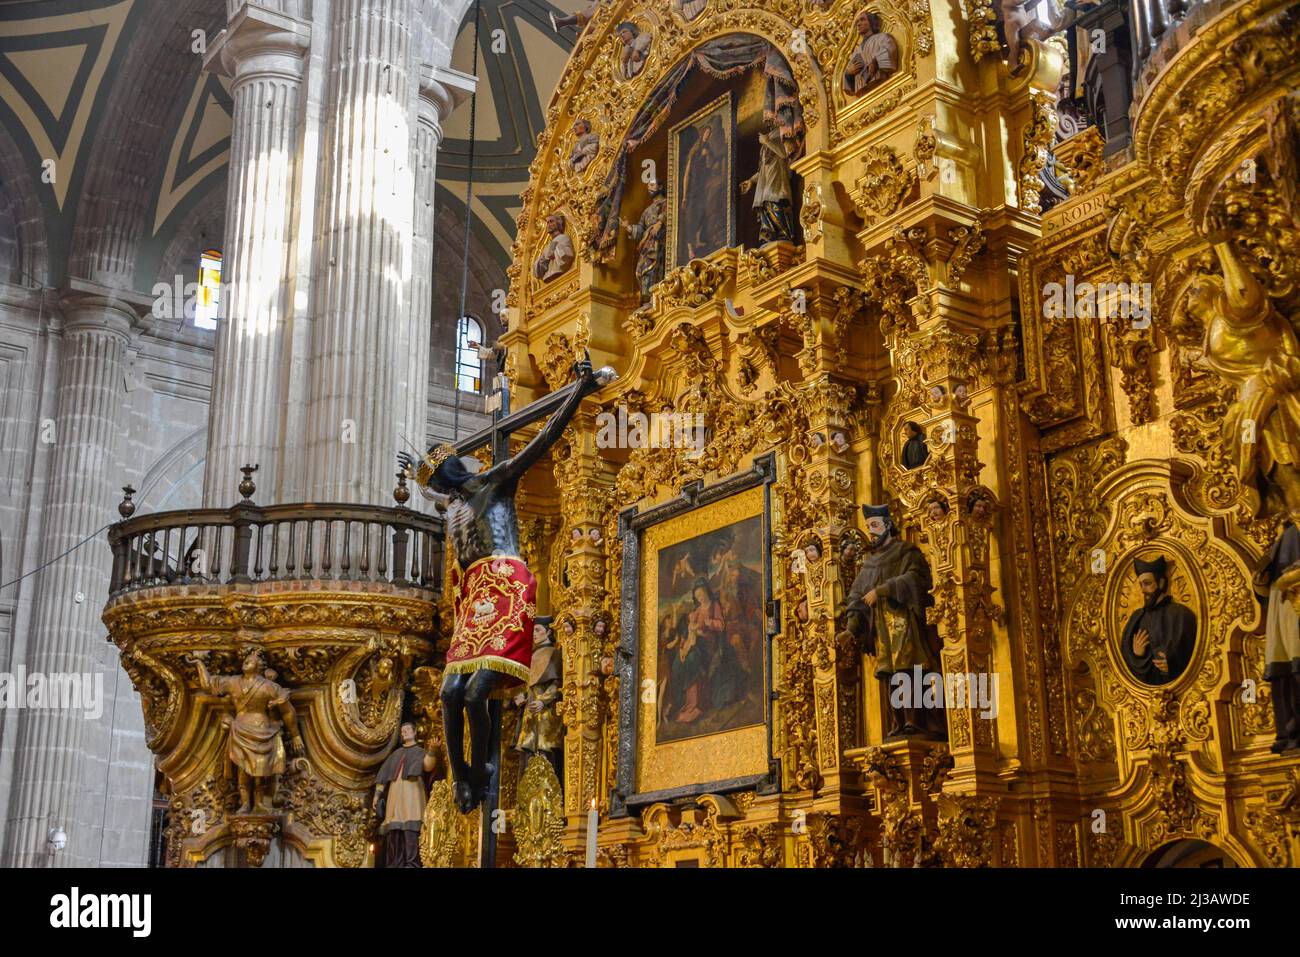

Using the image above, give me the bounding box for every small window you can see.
[194,249,222,330]
[457,315,483,392]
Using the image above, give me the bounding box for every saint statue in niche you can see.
[372,721,437,867]
[568,118,600,174]
[616,22,652,79]
[843,10,899,97]
[1254,524,1300,752]
[839,504,944,738]
[741,121,795,244]
[622,180,667,302]
[194,648,304,814]
[514,617,564,777]
[534,213,575,281]
[1119,555,1197,686]
[901,420,929,469]
[1186,231,1300,524]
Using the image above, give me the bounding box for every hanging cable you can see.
[451,0,484,443]
[0,523,114,594]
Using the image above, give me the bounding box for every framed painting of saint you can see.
[613,455,778,812]
[667,92,735,269]
[1109,550,1201,691]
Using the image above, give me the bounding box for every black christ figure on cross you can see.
[401,357,611,815]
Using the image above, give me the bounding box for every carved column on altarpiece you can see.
[788,371,865,796]
[860,220,1008,789]
[552,410,619,823]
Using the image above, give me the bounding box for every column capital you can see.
[418,65,476,136]
[58,277,153,338]
[205,3,311,87]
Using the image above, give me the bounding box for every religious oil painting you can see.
[668,92,735,269]
[653,513,765,743]
[1111,551,1201,690]
[621,467,777,806]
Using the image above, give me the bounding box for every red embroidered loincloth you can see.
[446,556,537,685]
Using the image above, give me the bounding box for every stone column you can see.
[201,4,311,507]
[401,66,474,477]
[301,0,416,505]
[2,281,146,866]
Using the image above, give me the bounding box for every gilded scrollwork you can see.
[851,144,916,224]
[1019,91,1058,215]
[962,0,1001,62]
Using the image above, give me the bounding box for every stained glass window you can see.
[457,315,484,392]
[194,249,222,330]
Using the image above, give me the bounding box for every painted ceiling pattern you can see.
[437,0,579,269]
[0,0,134,214]
[0,0,576,285]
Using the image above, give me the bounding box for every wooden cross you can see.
[439,365,592,868]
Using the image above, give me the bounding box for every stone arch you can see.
[152,185,227,296]
[426,0,479,65]
[135,425,207,513]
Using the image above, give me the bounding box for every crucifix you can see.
[401,353,616,868]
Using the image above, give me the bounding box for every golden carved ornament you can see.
[1053,126,1104,196]
[852,145,916,224]
[513,755,567,867]
[801,181,825,242]
[1019,90,1058,215]
[933,794,999,867]
[962,0,1001,62]
[656,258,729,309]
[913,114,938,178]
[420,779,469,868]
[945,216,985,286]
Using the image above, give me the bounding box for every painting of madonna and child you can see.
[654,516,766,744]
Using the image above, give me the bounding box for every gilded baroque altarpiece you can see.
[494,0,1300,868]
[101,0,1300,868]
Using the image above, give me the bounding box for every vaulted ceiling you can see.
[0,0,578,291]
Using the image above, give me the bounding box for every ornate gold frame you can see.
[614,454,778,812]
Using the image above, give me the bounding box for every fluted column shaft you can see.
[202,7,311,506]
[3,287,139,866]
[301,0,415,504]
[400,69,445,490]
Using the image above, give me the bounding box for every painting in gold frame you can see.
[667,91,735,269]
[613,455,777,811]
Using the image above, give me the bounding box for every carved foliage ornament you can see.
[852,144,916,224]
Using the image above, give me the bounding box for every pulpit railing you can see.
[107,501,444,598]
[1130,0,1203,71]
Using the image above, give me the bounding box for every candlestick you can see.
[585,798,598,868]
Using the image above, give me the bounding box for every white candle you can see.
[585,798,598,867]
